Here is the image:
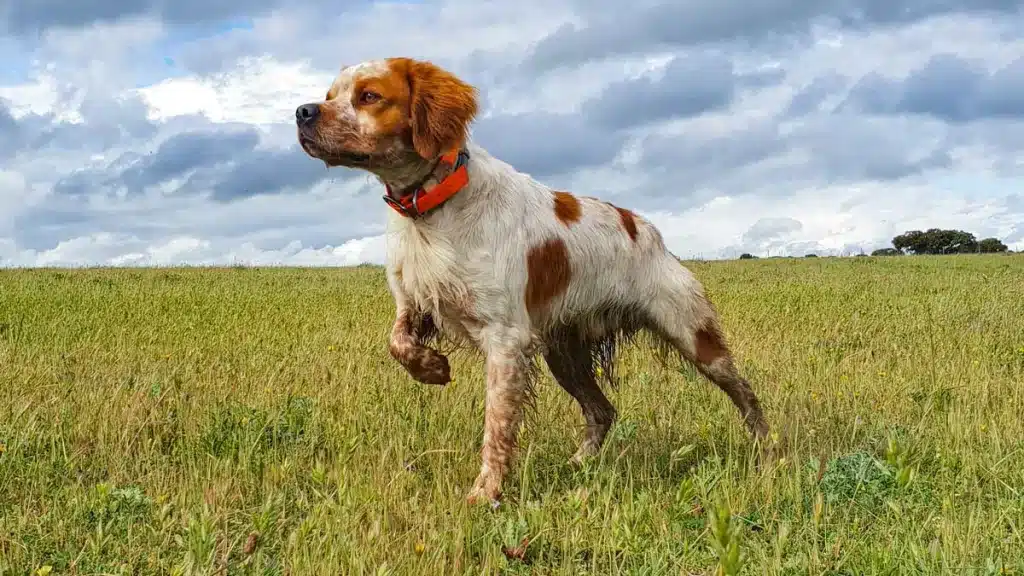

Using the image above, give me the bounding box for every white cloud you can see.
[1,232,387,267]
[642,177,1024,259]
[138,56,335,124]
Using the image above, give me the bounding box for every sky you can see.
[1,0,1023,266]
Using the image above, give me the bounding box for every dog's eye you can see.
[359,91,382,104]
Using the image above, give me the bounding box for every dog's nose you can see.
[295,103,320,126]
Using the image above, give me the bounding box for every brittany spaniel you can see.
[295,57,770,505]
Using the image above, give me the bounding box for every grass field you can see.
[1,255,1023,575]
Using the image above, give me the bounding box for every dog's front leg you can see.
[388,309,451,385]
[467,329,532,505]
[386,268,451,386]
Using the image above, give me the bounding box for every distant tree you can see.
[979,237,1009,253]
[739,253,757,260]
[892,228,978,255]
[871,248,901,256]
[804,253,818,258]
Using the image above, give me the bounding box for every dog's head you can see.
[295,58,479,172]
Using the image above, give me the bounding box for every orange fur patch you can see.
[388,57,479,159]
[694,323,727,365]
[525,238,572,320]
[614,205,638,241]
[553,191,582,225]
[352,71,413,137]
[317,101,337,124]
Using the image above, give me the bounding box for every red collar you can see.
[383,148,470,218]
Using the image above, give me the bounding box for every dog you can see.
[295,57,770,505]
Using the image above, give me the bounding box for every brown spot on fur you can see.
[614,205,638,241]
[351,69,413,136]
[388,57,479,159]
[525,238,572,320]
[694,322,728,365]
[553,191,582,225]
[326,87,337,100]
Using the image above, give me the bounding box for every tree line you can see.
[736,228,1012,260]
[871,228,1010,256]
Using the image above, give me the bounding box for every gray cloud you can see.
[581,53,739,130]
[1007,224,1024,244]
[636,110,955,211]
[472,111,628,178]
[786,74,847,116]
[2,0,299,35]
[129,130,261,187]
[470,52,781,179]
[743,217,803,243]
[6,86,341,205]
[9,92,158,155]
[524,0,1023,73]
[1,100,22,158]
[52,125,337,202]
[845,54,1024,122]
[207,144,336,202]
[789,113,954,181]
[640,121,786,193]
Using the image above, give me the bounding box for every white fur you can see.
[326,61,389,134]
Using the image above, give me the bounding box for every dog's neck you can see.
[375,153,456,199]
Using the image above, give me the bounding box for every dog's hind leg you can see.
[643,257,769,441]
[543,328,617,465]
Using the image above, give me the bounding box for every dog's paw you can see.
[466,484,502,508]
[408,348,451,386]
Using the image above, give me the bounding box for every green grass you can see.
[1,255,1023,575]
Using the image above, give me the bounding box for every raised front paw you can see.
[466,472,502,507]
[407,347,451,386]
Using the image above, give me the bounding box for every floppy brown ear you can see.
[401,58,479,159]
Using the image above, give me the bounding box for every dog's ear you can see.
[401,58,479,159]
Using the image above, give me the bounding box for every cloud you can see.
[523,0,1023,73]
[845,54,1024,122]
[0,100,22,158]
[2,0,285,35]
[0,232,386,267]
[472,112,628,179]
[580,53,739,130]
[51,125,336,202]
[743,217,803,243]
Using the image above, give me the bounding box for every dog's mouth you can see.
[298,134,373,167]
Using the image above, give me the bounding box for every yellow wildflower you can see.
[414,540,425,555]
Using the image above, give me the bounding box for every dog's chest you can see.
[389,220,475,313]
